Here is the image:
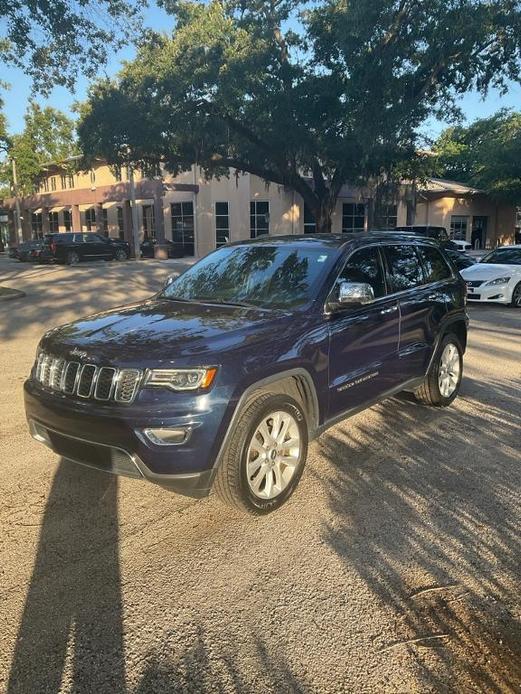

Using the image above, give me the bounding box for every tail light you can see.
[51,241,57,253]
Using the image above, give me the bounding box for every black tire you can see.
[115,249,128,261]
[66,250,79,265]
[510,281,521,308]
[414,333,463,407]
[214,393,308,514]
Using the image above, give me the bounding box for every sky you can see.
[1,3,520,139]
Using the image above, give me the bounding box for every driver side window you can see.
[335,247,386,299]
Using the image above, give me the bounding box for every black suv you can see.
[394,225,459,251]
[45,232,130,265]
[25,233,468,514]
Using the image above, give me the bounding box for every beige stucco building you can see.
[1,161,518,255]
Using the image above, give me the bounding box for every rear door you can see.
[327,246,400,419]
[81,233,110,260]
[382,244,448,381]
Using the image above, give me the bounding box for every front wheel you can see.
[66,250,79,265]
[214,393,308,514]
[511,282,521,308]
[114,249,128,261]
[414,334,463,407]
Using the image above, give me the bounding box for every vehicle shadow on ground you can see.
[7,461,126,694]
[316,376,521,691]
[7,460,307,694]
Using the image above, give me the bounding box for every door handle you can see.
[380,306,398,315]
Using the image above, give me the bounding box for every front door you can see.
[327,246,400,419]
[82,234,111,259]
[471,216,488,249]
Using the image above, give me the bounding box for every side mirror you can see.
[330,281,375,311]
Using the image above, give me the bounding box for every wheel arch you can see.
[212,368,320,474]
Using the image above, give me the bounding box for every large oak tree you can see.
[434,110,521,205]
[79,0,521,233]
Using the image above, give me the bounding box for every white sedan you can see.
[452,239,472,252]
[460,245,521,307]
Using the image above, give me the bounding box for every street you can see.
[0,256,520,693]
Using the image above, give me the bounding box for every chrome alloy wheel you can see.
[246,411,301,500]
[438,343,461,398]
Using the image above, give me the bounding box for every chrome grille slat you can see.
[77,364,98,398]
[63,361,80,394]
[115,369,141,403]
[34,352,141,404]
[95,367,117,401]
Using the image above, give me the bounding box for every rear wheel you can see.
[414,334,463,407]
[511,282,521,308]
[214,393,308,514]
[66,250,79,265]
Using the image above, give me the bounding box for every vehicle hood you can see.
[40,298,300,366]
[460,263,521,280]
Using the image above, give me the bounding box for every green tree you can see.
[0,0,143,93]
[78,0,521,233]
[0,101,78,196]
[434,110,521,204]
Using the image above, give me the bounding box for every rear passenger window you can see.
[336,247,386,298]
[384,245,423,292]
[417,246,452,283]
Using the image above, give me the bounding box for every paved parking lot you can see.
[1,256,520,693]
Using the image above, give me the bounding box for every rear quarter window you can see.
[417,246,453,283]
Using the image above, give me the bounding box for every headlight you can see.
[485,276,511,286]
[145,367,218,391]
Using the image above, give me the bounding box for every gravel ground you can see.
[0,256,520,693]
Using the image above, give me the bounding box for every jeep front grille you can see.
[34,352,142,404]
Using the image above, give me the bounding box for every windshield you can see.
[162,244,336,308]
[481,248,521,265]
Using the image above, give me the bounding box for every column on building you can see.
[41,207,50,237]
[95,203,104,235]
[122,200,138,257]
[153,187,165,243]
[71,205,81,232]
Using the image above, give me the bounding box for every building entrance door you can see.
[471,216,488,249]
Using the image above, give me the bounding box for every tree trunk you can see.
[315,205,333,234]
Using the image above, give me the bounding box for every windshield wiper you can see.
[161,295,198,303]
[200,298,256,308]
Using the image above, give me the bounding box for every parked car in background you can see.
[7,245,18,259]
[394,225,459,251]
[445,249,476,272]
[452,239,472,252]
[140,238,177,259]
[25,232,468,514]
[12,240,47,262]
[44,232,130,265]
[461,245,521,307]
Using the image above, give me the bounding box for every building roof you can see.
[422,178,483,195]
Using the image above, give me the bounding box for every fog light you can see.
[143,427,190,445]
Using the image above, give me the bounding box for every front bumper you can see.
[466,283,511,304]
[24,379,232,498]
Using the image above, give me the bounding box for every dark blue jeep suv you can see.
[25,233,468,514]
